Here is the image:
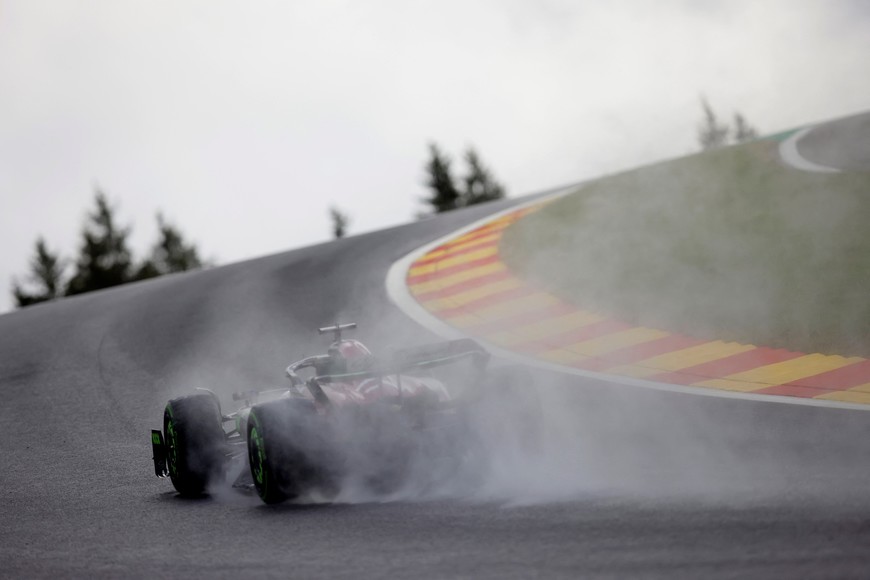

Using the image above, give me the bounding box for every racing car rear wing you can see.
[390,338,489,371]
[313,338,489,384]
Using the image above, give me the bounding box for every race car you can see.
[150,323,540,504]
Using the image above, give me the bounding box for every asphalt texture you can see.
[798,110,870,171]
[2,133,870,578]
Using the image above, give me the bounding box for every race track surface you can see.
[2,143,870,577]
[797,110,870,171]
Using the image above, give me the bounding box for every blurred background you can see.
[2,0,870,312]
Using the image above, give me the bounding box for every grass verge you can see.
[501,140,870,357]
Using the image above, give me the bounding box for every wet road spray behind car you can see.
[152,323,542,504]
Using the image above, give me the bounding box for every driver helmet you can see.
[327,340,372,374]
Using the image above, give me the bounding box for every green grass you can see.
[501,141,870,357]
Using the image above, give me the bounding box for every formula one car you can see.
[151,323,540,504]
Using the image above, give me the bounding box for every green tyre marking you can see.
[249,411,268,499]
[250,427,265,485]
[165,404,179,478]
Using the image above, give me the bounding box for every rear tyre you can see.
[247,398,326,505]
[163,393,227,497]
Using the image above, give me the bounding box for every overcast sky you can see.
[2,0,869,313]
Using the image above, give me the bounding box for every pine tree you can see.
[329,206,350,239]
[697,97,730,150]
[733,112,759,143]
[461,148,506,206]
[133,259,161,281]
[422,142,461,215]
[152,213,203,273]
[66,191,133,295]
[135,213,204,279]
[11,238,65,307]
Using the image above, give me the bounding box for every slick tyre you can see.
[164,393,227,497]
[247,399,324,505]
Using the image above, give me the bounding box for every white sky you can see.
[2,0,869,313]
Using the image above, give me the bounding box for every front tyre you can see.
[163,393,227,497]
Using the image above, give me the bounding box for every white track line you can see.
[386,193,869,412]
[779,127,840,173]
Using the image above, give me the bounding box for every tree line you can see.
[15,144,507,309]
[327,143,507,238]
[12,191,205,307]
[331,98,753,237]
[420,144,506,215]
[14,100,754,308]
[697,97,759,150]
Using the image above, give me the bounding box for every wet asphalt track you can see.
[2,117,870,579]
[798,110,870,171]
